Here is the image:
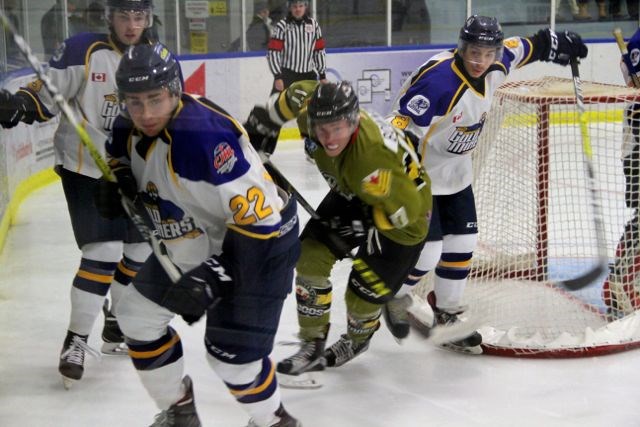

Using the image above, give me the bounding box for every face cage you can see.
[117,77,182,105]
[308,110,360,134]
[457,39,504,65]
[106,7,154,29]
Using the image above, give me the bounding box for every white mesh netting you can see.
[414,77,640,357]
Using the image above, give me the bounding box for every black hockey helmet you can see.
[116,42,181,99]
[106,0,154,27]
[458,15,504,58]
[287,1,309,7]
[307,81,359,130]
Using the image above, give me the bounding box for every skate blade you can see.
[429,319,482,346]
[101,342,128,355]
[277,372,323,389]
[62,376,76,390]
[440,342,483,355]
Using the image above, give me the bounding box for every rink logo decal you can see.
[447,113,486,154]
[142,182,204,240]
[213,142,237,174]
[362,169,391,197]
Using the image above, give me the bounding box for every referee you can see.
[267,0,327,93]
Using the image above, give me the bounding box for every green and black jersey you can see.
[270,80,432,245]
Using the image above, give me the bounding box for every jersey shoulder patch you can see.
[170,97,250,185]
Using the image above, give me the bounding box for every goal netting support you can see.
[414,77,640,357]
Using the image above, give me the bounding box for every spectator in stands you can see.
[609,0,639,20]
[575,0,607,20]
[3,0,25,65]
[267,0,327,93]
[41,0,70,60]
[247,1,272,51]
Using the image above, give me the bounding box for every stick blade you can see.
[560,261,608,291]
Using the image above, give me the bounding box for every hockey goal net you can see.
[414,77,640,357]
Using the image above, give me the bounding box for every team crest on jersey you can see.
[100,93,121,132]
[213,142,238,174]
[142,182,204,240]
[361,169,391,197]
[304,23,314,33]
[447,112,486,155]
[406,95,430,116]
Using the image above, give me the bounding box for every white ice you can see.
[1,143,639,427]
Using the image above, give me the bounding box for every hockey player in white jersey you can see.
[0,0,160,387]
[95,42,302,427]
[387,15,588,353]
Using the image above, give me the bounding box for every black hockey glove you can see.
[162,255,234,324]
[244,105,281,156]
[537,29,588,66]
[93,166,139,219]
[0,89,28,129]
[304,200,373,259]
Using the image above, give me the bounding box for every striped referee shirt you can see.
[267,14,326,79]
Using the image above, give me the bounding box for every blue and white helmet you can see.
[622,28,640,86]
[116,42,181,99]
[458,15,504,59]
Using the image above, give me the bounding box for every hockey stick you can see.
[261,154,483,349]
[563,58,610,290]
[259,153,388,293]
[613,28,640,88]
[0,10,181,283]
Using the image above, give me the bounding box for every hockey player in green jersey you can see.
[247,80,432,384]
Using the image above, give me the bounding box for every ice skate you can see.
[382,294,414,342]
[324,334,371,368]
[149,376,201,427]
[276,339,325,389]
[59,331,89,389]
[409,291,482,355]
[101,299,127,355]
[246,404,302,427]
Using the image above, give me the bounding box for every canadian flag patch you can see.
[92,72,106,82]
[361,169,391,197]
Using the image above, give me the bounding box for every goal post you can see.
[414,77,640,357]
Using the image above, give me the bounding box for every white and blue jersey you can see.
[106,94,291,272]
[389,36,536,195]
[18,33,133,178]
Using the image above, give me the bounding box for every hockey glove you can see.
[93,166,139,219]
[304,202,373,259]
[162,255,234,324]
[0,89,28,129]
[244,105,281,155]
[538,29,588,66]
